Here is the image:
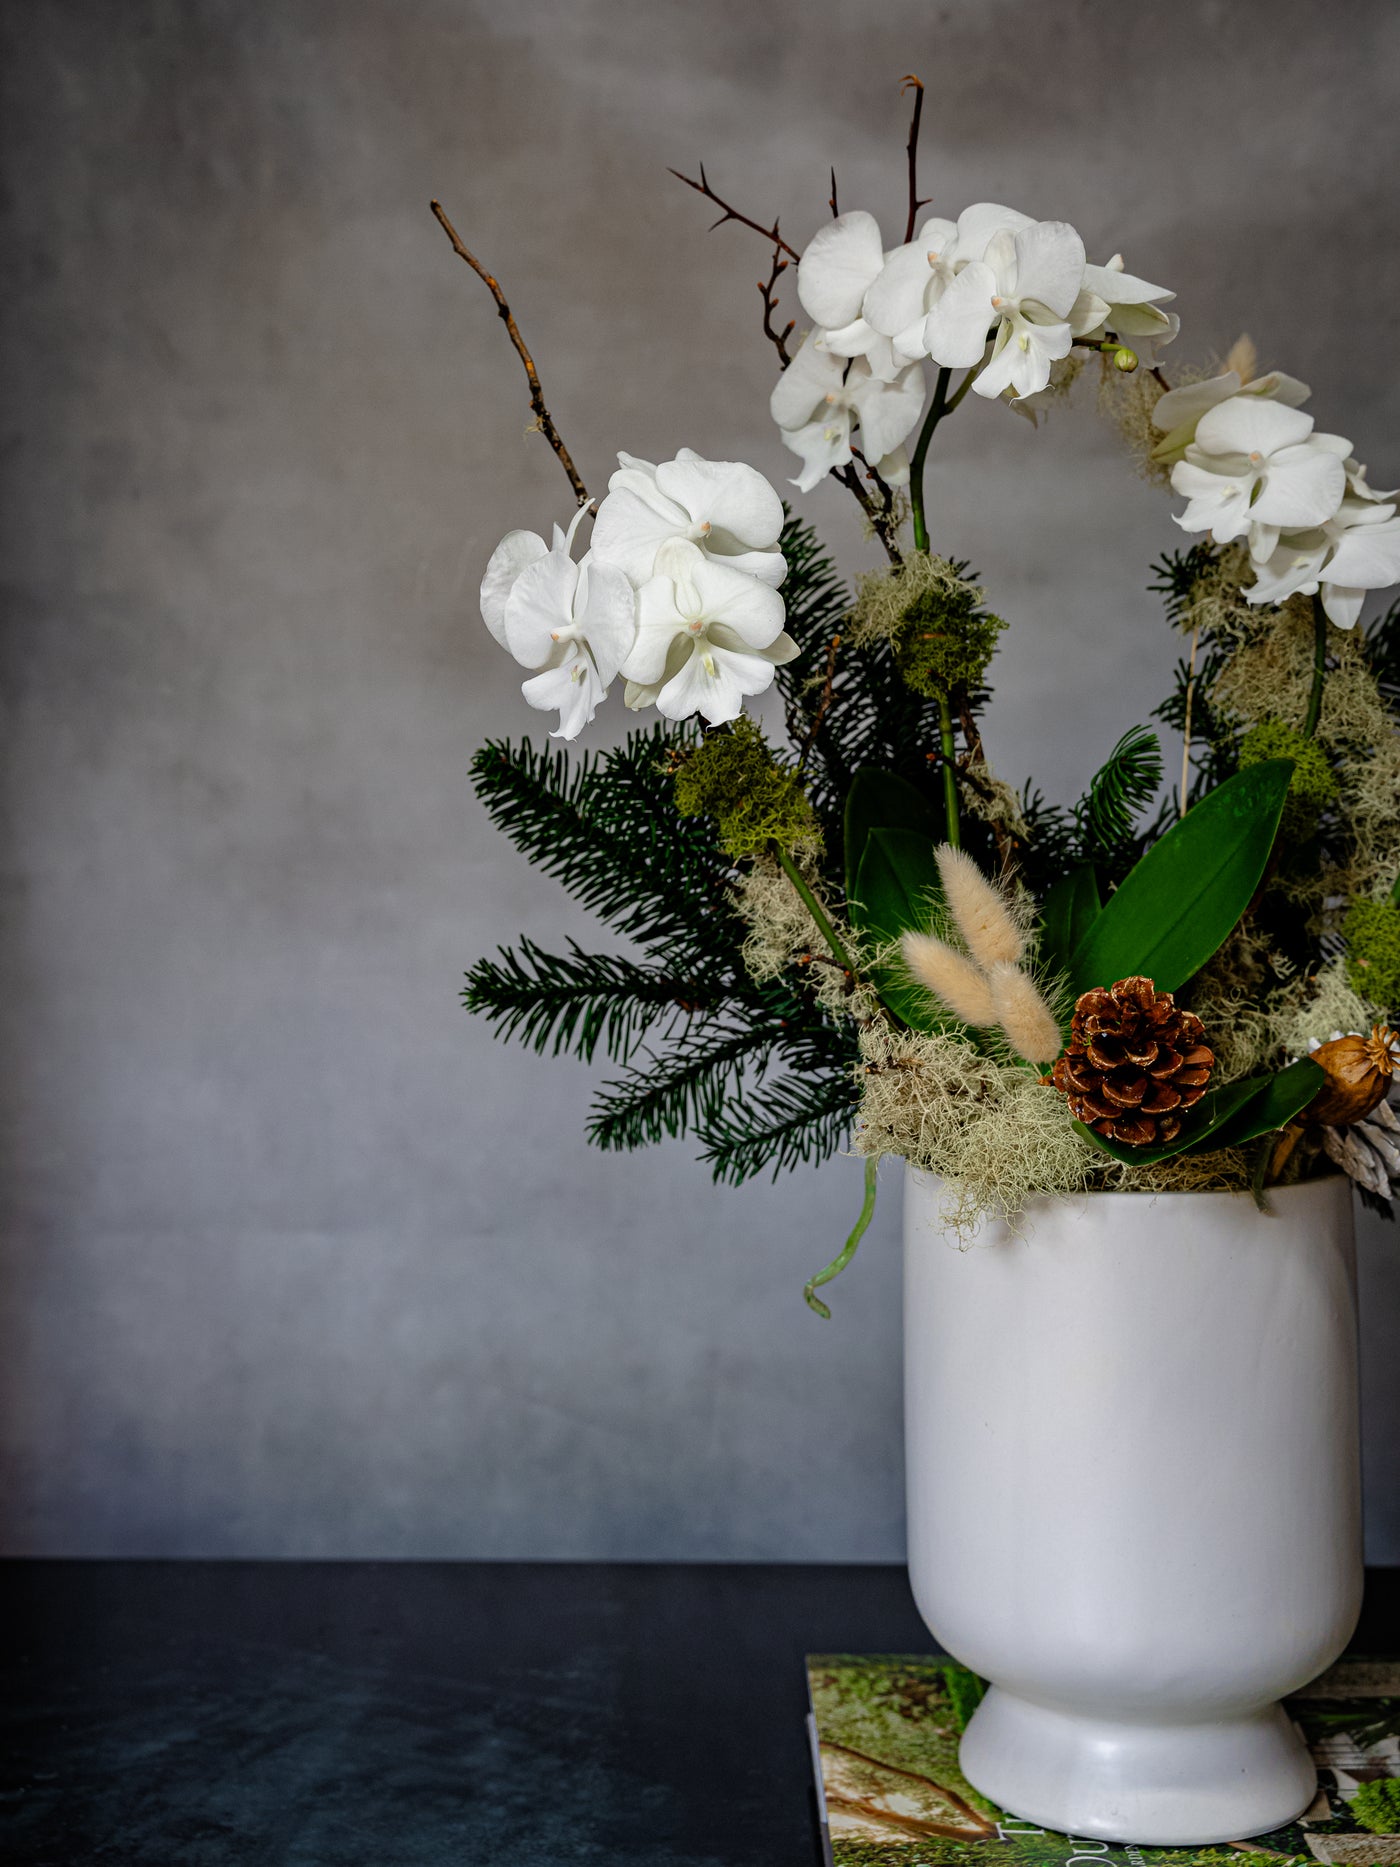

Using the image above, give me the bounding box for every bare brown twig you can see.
[828,167,839,218]
[832,462,903,564]
[430,199,590,507]
[798,632,843,765]
[759,247,794,368]
[901,74,930,244]
[669,164,801,260]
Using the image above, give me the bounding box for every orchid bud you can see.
[1113,346,1139,373]
[1308,1027,1399,1127]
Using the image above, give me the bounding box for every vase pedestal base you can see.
[959,1684,1318,1847]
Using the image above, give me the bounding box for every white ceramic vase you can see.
[903,1170,1363,1847]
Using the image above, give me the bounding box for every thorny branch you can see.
[668,164,800,260]
[901,74,929,244]
[759,247,795,368]
[430,200,590,507]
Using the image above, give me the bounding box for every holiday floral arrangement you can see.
[440,77,1400,1311]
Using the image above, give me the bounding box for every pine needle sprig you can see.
[471,728,737,963]
[1079,724,1164,855]
[463,937,707,1065]
[586,1022,778,1153]
[697,1065,859,1185]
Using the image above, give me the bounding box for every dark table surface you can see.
[3,1562,1397,1867]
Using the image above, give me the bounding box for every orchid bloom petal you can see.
[1322,515,1400,591]
[849,359,927,459]
[922,260,997,368]
[1008,221,1087,319]
[796,210,886,329]
[654,454,784,552]
[655,639,777,726]
[1194,396,1316,457]
[520,652,605,741]
[590,482,690,586]
[770,328,845,429]
[501,548,581,669]
[950,202,1034,262]
[779,413,853,492]
[480,529,549,645]
[1248,444,1347,531]
[575,557,637,686]
[863,239,943,339]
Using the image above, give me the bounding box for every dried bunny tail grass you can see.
[935,844,1027,967]
[903,932,997,1026]
[987,963,1062,1066]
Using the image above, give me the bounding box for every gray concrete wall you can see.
[2,0,1397,1559]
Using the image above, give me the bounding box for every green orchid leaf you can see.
[1066,760,1293,998]
[1208,1056,1325,1150]
[850,826,947,1033]
[1070,1075,1264,1166]
[1040,866,1101,980]
[843,768,943,901]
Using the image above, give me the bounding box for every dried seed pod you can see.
[1308,1026,1399,1127]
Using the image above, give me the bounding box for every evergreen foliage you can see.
[465,719,859,1183]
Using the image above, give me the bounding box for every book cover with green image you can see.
[806,1655,1400,1866]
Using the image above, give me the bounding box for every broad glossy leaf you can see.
[1066,761,1293,998]
[843,768,943,901]
[1040,866,1101,979]
[1209,1056,1325,1149]
[850,826,947,1032]
[1071,1075,1263,1166]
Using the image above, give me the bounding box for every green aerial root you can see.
[805,1156,879,1319]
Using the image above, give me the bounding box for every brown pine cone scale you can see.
[1049,975,1214,1148]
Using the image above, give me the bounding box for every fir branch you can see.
[697,1066,858,1185]
[587,1023,775,1153]
[463,938,706,1065]
[1366,594,1400,710]
[471,728,737,963]
[1079,725,1164,855]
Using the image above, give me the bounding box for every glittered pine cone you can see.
[1049,975,1215,1148]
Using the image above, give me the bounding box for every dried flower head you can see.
[1308,1026,1399,1127]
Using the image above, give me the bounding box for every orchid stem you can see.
[773,843,855,977]
[937,692,961,848]
[908,364,977,554]
[805,1157,879,1318]
[1303,594,1329,739]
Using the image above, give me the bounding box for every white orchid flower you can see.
[484,505,637,740]
[621,540,797,726]
[1150,367,1311,466]
[1169,397,1348,558]
[1248,498,1400,627]
[860,202,1034,367]
[769,329,926,493]
[590,449,786,590]
[922,221,1087,402]
[1071,254,1179,356]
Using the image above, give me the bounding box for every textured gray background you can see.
[2,0,1398,1559]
